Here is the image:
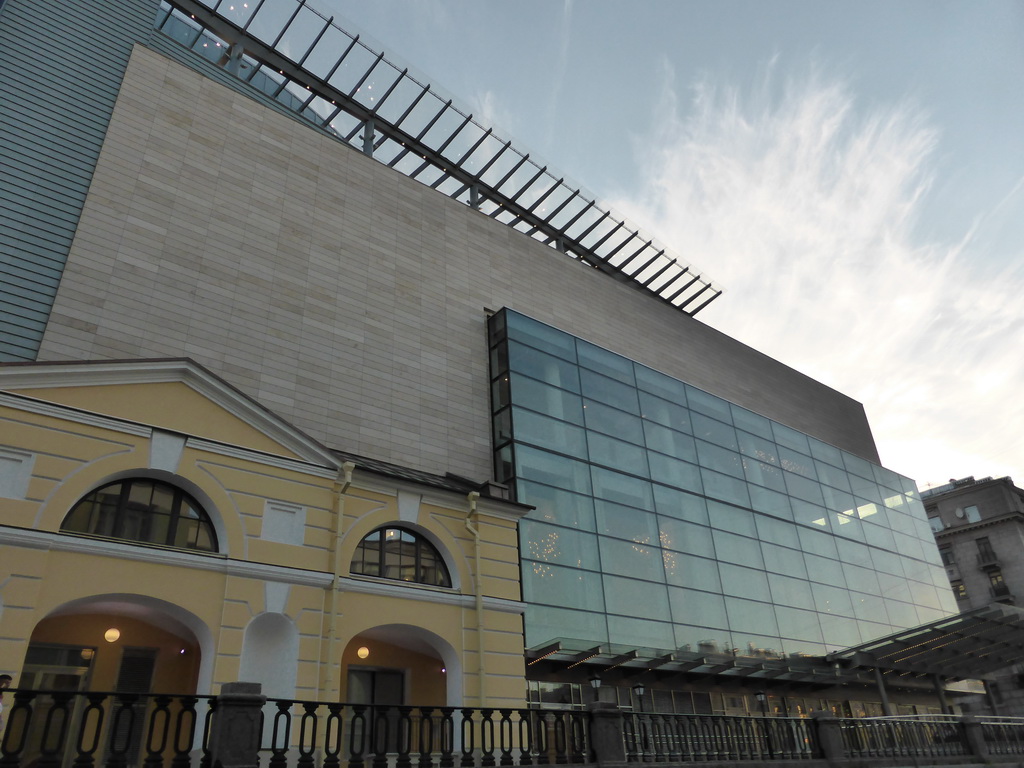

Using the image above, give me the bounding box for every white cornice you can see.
[349,470,530,522]
[188,438,337,479]
[339,576,525,614]
[0,359,340,469]
[0,393,336,479]
[0,392,151,437]
[2,527,332,588]
[3,528,526,614]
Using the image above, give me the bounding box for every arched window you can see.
[351,527,451,587]
[62,479,218,552]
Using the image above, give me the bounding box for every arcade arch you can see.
[342,625,460,708]
[23,594,214,696]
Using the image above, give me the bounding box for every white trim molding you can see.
[339,576,525,614]
[2,526,333,588]
[0,359,340,468]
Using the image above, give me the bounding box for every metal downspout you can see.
[933,674,951,714]
[319,461,355,700]
[874,667,893,716]
[465,491,486,705]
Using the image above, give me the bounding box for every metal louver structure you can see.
[157,0,724,316]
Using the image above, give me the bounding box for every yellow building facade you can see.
[0,359,528,709]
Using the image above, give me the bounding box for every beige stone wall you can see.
[38,43,880,485]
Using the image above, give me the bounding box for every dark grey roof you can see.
[333,450,527,507]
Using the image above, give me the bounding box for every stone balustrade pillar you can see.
[587,702,627,768]
[207,682,266,768]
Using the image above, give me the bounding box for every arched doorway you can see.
[25,598,204,696]
[342,625,458,707]
[12,595,211,767]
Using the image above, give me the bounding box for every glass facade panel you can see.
[600,537,666,582]
[489,309,956,655]
[635,365,688,403]
[592,466,653,510]
[583,400,645,444]
[658,517,715,557]
[577,339,635,384]
[510,374,584,425]
[731,406,773,440]
[516,480,595,530]
[653,485,710,525]
[648,453,703,494]
[668,587,728,629]
[691,413,738,451]
[580,369,640,413]
[523,562,606,612]
[516,444,592,493]
[768,572,815,610]
[521,520,600,569]
[639,391,692,433]
[588,432,650,476]
[720,563,771,600]
[643,422,698,462]
[595,500,659,542]
[603,574,671,621]
[513,407,587,458]
[508,341,580,392]
[707,500,758,537]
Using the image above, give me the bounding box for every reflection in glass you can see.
[490,309,958,655]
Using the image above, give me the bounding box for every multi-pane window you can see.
[964,505,981,523]
[939,546,955,566]
[351,527,452,587]
[976,537,996,560]
[62,479,217,551]
[952,581,968,600]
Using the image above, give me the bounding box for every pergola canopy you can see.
[528,605,1024,692]
[827,603,1024,681]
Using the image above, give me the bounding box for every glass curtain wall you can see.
[488,309,956,658]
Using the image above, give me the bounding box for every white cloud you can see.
[614,62,1024,489]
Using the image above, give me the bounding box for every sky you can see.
[317,0,1024,491]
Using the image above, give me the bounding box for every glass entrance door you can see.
[348,668,405,752]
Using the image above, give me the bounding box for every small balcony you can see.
[990,582,1013,601]
[976,549,1000,569]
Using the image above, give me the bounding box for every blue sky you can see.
[320,0,1024,489]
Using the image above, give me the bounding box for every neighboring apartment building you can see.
[1,0,1017,721]
[924,476,1024,714]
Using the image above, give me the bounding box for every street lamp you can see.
[589,674,601,702]
[754,691,774,758]
[755,691,768,717]
[632,682,646,712]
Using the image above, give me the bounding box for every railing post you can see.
[961,715,989,760]
[207,682,266,768]
[587,702,626,768]
[810,711,844,765]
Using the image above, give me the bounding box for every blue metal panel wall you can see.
[0,0,160,360]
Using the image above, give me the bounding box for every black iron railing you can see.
[261,700,589,768]
[623,712,818,762]
[839,715,968,758]
[0,689,215,768]
[0,691,589,768]
[979,717,1024,756]
[3,688,1024,768]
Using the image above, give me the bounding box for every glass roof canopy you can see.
[160,0,724,317]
